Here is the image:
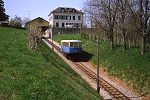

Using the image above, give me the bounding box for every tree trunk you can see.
[141,35,145,55]
[123,30,127,51]
[128,38,131,49]
[110,28,114,49]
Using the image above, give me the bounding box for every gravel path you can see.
[43,39,143,100]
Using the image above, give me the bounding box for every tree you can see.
[9,15,22,27]
[0,0,9,21]
[83,0,118,49]
[128,0,150,55]
[117,0,129,51]
[83,0,95,28]
[22,17,30,27]
[104,0,118,49]
[83,0,150,54]
[139,0,150,55]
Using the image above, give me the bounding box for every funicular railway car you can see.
[61,40,83,59]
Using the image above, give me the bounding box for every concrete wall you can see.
[50,27,81,35]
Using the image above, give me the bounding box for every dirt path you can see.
[43,39,143,100]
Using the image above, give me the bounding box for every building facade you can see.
[48,7,84,28]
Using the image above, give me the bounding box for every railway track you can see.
[73,62,130,100]
[44,38,131,100]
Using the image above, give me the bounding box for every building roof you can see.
[26,17,48,24]
[61,40,82,43]
[48,7,84,16]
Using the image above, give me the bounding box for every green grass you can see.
[54,33,150,96]
[54,34,82,43]
[0,26,102,100]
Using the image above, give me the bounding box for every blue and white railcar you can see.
[61,40,83,54]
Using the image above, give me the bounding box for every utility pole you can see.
[97,36,100,93]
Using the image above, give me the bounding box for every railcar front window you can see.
[62,42,69,46]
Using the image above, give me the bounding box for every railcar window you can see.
[70,42,73,47]
[73,42,78,47]
[79,42,82,48]
[69,42,82,47]
[62,42,69,46]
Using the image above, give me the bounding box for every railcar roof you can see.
[61,40,82,43]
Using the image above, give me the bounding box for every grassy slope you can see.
[0,26,102,100]
[54,34,150,96]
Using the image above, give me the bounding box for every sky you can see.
[3,0,85,21]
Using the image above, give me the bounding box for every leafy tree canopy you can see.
[9,15,22,27]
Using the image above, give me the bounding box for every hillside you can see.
[0,26,102,100]
[54,33,150,97]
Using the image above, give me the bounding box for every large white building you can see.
[48,7,84,28]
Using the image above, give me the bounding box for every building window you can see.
[62,23,64,27]
[78,16,81,20]
[61,8,64,12]
[66,16,71,20]
[72,9,75,12]
[70,16,71,20]
[61,15,65,20]
[73,16,75,20]
[69,9,72,12]
[55,15,59,19]
[56,23,59,27]
[80,23,82,28]
[67,8,70,12]
[77,23,79,28]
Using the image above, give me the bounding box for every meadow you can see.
[54,33,150,97]
[0,26,102,100]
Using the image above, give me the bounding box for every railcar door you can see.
[61,42,70,53]
[69,42,74,53]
